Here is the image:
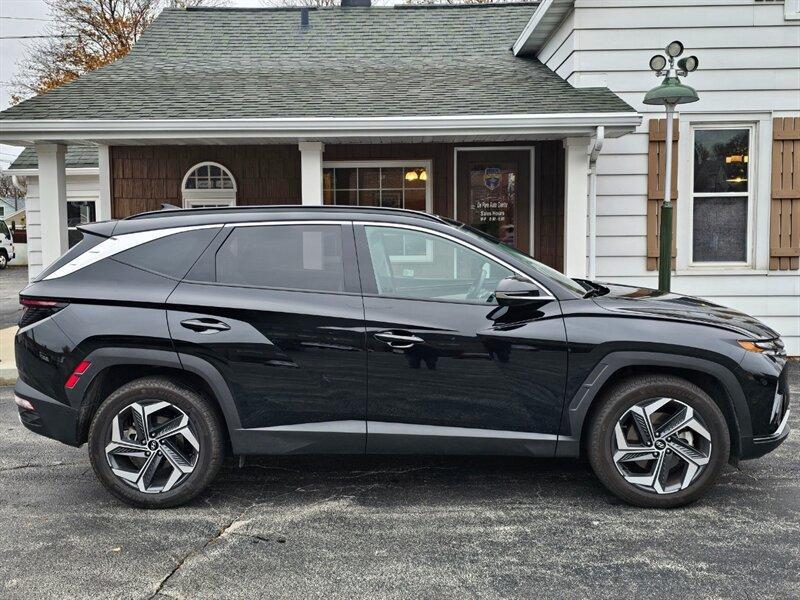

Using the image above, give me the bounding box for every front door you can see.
[457,150,532,253]
[167,222,367,454]
[356,224,567,456]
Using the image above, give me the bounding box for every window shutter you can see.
[770,116,800,270]
[646,118,679,271]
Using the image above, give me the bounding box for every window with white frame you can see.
[691,126,753,265]
[322,160,433,261]
[182,162,237,208]
[67,199,97,248]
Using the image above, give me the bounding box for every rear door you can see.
[167,221,367,454]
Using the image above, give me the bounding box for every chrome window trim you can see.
[46,218,557,299]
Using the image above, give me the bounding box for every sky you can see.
[0,0,268,169]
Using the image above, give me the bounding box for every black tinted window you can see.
[115,227,221,279]
[216,225,344,292]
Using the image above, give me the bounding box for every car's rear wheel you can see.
[587,375,730,508]
[88,376,224,508]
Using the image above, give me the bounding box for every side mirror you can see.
[494,276,543,306]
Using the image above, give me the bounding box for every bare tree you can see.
[0,175,26,202]
[12,0,226,104]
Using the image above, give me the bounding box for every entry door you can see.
[356,224,567,456]
[167,223,367,454]
[457,150,532,253]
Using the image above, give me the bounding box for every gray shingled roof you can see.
[0,4,632,121]
[7,146,99,170]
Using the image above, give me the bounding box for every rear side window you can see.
[216,225,344,292]
[114,227,221,279]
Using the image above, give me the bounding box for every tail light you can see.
[65,360,91,389]
[19,296,66,328]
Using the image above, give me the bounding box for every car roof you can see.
[108,204,453,236]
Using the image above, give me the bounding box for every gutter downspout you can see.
[587,125,604,281]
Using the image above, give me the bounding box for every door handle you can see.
[180,318,230,334]
[374,331,424,349]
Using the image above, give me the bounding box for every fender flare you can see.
[555,351,750,457]
[70,347,242,443]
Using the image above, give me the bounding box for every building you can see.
[1,1,798,352]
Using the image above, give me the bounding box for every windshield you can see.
[455,224,587,296]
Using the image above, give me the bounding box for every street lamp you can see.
[644,41,699,292]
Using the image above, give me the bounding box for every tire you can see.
[587,375,730,508]
[0,251,7,269]
[88,376,225,508]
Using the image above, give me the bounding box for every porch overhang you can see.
[0,112,641,147]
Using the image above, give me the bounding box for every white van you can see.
[0,220,15,269]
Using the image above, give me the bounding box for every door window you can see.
[216,225,345,292]
[364,226,512,303]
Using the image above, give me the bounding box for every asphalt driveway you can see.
[0,266,27,328]
[1,366,798,599]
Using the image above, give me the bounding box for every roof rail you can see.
[126,204,450,224]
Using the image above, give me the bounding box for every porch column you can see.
[563,137,591,278]
[299,141,324,205]
[35,143,69,269]
[97,144,113,221]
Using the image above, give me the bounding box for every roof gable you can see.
[1,4,632,121]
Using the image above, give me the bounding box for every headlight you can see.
[738,338,785,356]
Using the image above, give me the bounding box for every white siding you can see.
[23,174,100,280]
[539,0,800,354]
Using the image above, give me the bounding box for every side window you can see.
[114,227,221,279]
[216,225,345,293]
[364,226,513,303]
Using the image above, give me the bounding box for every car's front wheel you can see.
[587,375,730,508]
[88,376,225,508]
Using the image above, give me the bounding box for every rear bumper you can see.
[14,379,80,447]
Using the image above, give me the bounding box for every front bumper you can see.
[14,379,80,447]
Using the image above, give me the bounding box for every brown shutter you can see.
[770,116,800,270]
[646,118,679,271]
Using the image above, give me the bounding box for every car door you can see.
[167,221,367,454]
[355,223,568,456]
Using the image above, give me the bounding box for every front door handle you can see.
[180,318,230,334]
[374,331,424,349]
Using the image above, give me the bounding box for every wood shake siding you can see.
[110,142,566,271]
[110,145,302,217]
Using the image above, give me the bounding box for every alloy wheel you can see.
[105,401,200,494]
[612,397,712,495]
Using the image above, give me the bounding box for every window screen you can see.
[216,225,345,292]
[114,227,221,279]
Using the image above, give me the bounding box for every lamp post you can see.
[643,41,699,292]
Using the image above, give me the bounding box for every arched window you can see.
[181,162,237,208]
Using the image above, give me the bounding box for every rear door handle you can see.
[180,318,230,334]
[374,331,424,349]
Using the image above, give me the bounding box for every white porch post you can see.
[563,137,591,278]
[97,144,113,221]
[299,141,324,205]
[35,143,69,269]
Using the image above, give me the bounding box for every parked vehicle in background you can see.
[0,220,14,269]
[13,206,791,508]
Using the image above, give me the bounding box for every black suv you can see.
[14,206,791,508]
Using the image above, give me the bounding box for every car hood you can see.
[589,282,780,339]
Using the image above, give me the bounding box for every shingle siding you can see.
[0,5,632,121]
